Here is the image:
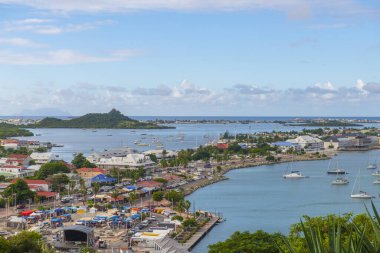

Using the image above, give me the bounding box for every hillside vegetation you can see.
[28,109,173,129]
[0,123,33,138]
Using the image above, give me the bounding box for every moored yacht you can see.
[374,179,380,184]
[372,171,380,176]
[350,191,374,199]
[331,178,349,185]
[283,171,306,179]
[367,163,377,169]
[327,168,348,175]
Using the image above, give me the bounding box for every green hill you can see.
[0,123,33,138]
[29,109,174,129]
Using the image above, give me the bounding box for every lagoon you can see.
[187,149,380,252]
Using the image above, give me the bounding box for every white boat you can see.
[331,178,349,185]
[374,179,380,184]
[283,171,306,179]
[367,163,377,169]
[372,171,380,176]
[351,168,374,199]
[351,191,374,199]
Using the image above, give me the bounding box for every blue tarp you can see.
[126,186,137,190]
[91,174,116,184]
[51,218,63,223]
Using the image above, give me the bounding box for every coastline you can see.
[181,153,334,197]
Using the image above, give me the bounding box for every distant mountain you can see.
[28,109,174,129]
[16,107,71,116]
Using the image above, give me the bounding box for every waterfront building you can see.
[86,147,138,164]
[30,152,57,164]
[287,135,323,151]
[271,141,301,153]
[96,154,155,169]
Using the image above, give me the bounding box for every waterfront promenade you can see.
[184,216,219,251]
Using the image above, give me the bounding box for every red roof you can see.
[1,165,26,169]
[8,154,29,159]
[137,180,163,188]
[162,174,182,181]
[77,167,106,173]
[216,143,229,149]
[36,191,57,197]
[10,179,49,185]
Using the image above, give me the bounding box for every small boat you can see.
[367,163,377,169]
[374,179,380,184]
[372,171,380,176]
[136,143,150,147]
[351,191,374,199]
[331,178,349,185]
[283,171,306,179]
[327,168,348,175]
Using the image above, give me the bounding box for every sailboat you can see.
[351,168,374,199]
[327,161,348,175]
[283,162,307,179]
[367,162,377,170]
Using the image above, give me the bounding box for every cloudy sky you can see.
[0,0,379,116]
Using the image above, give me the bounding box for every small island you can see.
[0,123,34,138]
[280,120,363,127]
[27,109,174,129]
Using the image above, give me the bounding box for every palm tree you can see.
[79,178,87,205]
[111,189,120,208]
[183,200,191,217]
[128,191,138,206]
[92,183,100,208]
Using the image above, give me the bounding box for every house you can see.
[10,179,52,192]
[0,139,19,150]
[97,154,155,169]
[0,165,29,178]
[161,174,183,187]
[30,152,56,164]
[137,180,163,190]
[5,154,31,166]
[76,168,106,179]
[216,142,229,150]
[287,135,323,151]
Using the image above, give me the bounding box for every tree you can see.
[35,161,70,179]
[152,191,164,202]
[153,178,168,184]
[208,230,283,253]
[2,179,35,205]
[0,231,55,253]
[182,200,191,216]
[128,191,138,205]
[92,183,100,207]
[72,153,96,168]
[79,178,87,205]
[182,218,197,228]
[164,190,184,205]
[0,175,6,181]
[47,174,69,193]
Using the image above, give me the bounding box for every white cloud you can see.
[0,49,137,65]
[0,37,44,47]
[1,79,380,116]
[1,18,113,35]
[0,0,376,18]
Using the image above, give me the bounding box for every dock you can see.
[183,216,219,251]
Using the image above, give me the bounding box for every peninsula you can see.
[0,123,33,138]
[27,109,174,129]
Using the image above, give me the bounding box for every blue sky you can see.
[0,0,379,116]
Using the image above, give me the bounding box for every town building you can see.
[30,152,57,164]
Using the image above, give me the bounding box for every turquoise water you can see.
[187,150,380,252]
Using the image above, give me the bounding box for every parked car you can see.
[16,204,26,209]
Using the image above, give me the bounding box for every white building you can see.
[30,152,57,164]
[287,135,323,151]
[143,149,177,159]
[97,154,155,169]
[87,147,138,164]
[0,165,28,178]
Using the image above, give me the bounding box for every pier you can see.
[183,216,219,251]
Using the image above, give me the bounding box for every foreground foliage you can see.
[208,202,380,253]
[0,231,55,253]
